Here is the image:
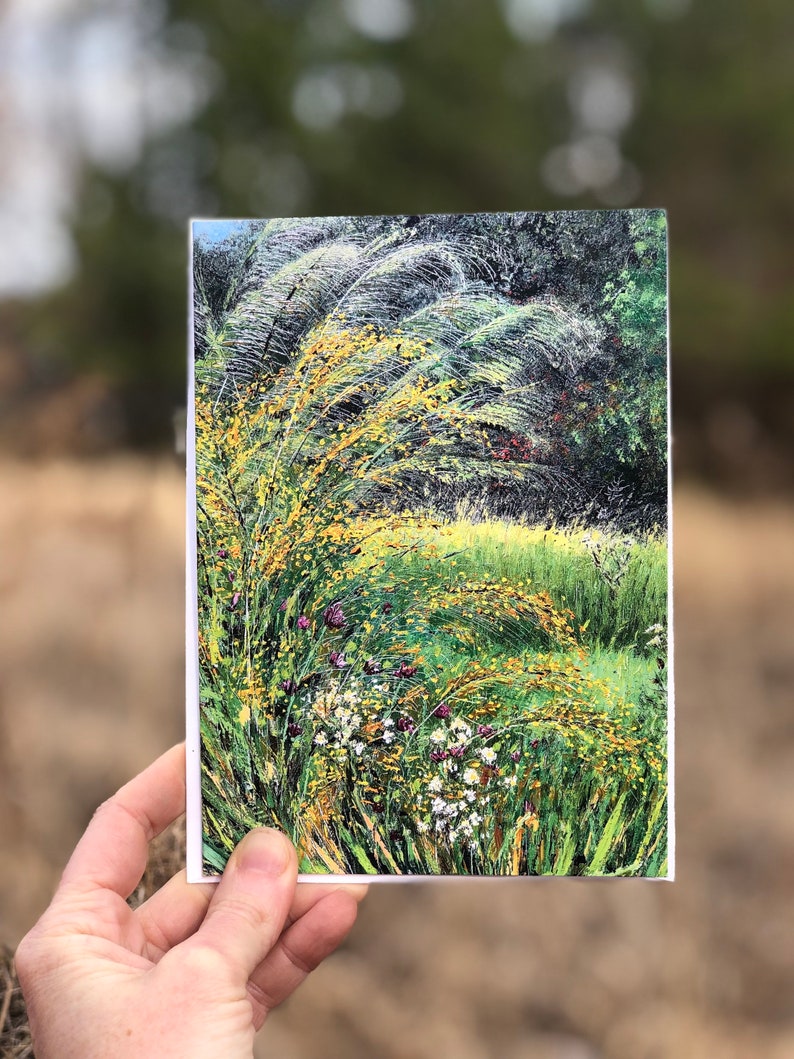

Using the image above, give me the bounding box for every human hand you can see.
[15,744,366,1058]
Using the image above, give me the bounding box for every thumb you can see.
[188,828,298,984]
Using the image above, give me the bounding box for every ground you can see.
[1,459,792,1058]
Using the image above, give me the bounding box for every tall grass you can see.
[364,517,667,649]
[194,320,668,877]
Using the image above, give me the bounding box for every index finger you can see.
[59,743,186,899]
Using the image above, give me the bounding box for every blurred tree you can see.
[11,0,794,458]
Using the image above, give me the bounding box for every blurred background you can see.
[1,0,792,1056]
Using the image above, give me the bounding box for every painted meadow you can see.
[191,210,669,877]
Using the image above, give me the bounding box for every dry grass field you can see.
[1,458,792,1057]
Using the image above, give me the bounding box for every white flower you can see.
[428,776,443,794]
[383,731,395,744]
[468,812,482,827]
[430,727,446,745]
[465,790,476,803]
[416,820,430,834]
[450,718,472,739]
[383,718,394,727]
[448,829,458,843]
[314,732,328,746]
[502,775,517,788]
[463,767,479,785]
[353,742,364,756]
[479,747,497,766]
[431,797,446,816]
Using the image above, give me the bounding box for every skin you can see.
[14,744,367,1058]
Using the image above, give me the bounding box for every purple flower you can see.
[511,750,521,762]
[433,703,451,719]
[323,601,346,629]
[382,601,393,615]
[329,651,348,669]
[297,615,310,630]
[363,658,382,675]
[287,722,303,738]
[395,662,417,679]
[477,724,495,737]
[530,739,540,750]
[281,678,298,695]
[430,750,448,763]
[397,717,416,733]
[449,744,465,758]
[217,549,227,559]
[279,600,288,612]
[230,592,241,610]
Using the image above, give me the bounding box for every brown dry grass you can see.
[0,945,32,1058]
[1,459,793,1058]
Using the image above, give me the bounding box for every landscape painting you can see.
[190,210,670,878]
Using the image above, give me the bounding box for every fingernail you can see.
[237,828,291,877]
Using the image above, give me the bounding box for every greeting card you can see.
[186,210,672,880]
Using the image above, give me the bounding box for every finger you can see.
[136,871,366,962]
[59,744,186,899]
[290,881,369,922]
[247,890,360,1026]
[182,828,298,983]
[135,869,215,959]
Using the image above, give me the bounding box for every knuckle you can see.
[12,934,34,984]
[281,936,315,977]
[177,939,227,981]
[247,976,278,1015]
[13,929,48,989]
[214,893,274,934]
[93,794,152,838]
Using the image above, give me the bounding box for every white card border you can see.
[186,219,205,883]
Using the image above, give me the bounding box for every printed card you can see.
[186,210,672,880]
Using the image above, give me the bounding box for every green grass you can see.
[194,347,669,877]
[199,512,669,877]
[356,515,667,649]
